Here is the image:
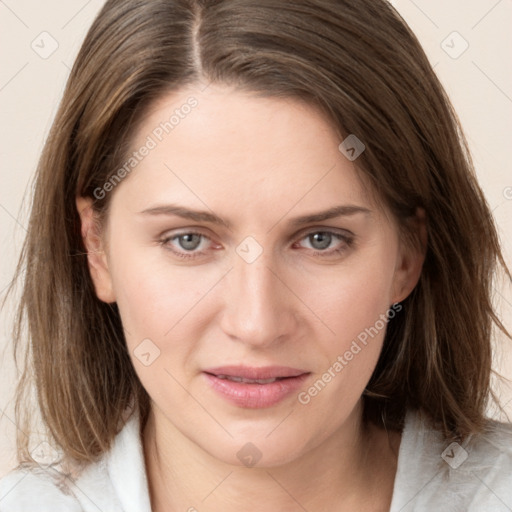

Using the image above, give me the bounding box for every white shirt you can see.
[1,408,511,511]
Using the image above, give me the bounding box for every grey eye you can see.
[177,233,202,251]
[308,232,332,250]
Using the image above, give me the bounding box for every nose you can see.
[219,247,298,348]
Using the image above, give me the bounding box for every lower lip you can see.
[203,372,310,409]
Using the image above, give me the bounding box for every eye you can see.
[175,233,203,251]
[294,230,354,256]
[306,232,333,250]
[159,231,215,259]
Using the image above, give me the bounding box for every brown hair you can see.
[5,0,510,464]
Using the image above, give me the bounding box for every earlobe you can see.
[76,196,116,303]
[392,208,427,304]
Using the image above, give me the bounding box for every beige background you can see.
[1,0,511,477]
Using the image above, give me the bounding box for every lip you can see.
[203,365,310,408]
[204,365,307,380]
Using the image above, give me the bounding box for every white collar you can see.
[106,410,152,512]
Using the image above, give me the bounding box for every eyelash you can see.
[158,229,355,261]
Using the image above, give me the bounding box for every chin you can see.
[199,428,311,469]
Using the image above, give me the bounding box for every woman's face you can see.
[79,83,422,467]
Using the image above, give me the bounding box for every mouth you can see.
[202,365,310,408]
[204,365,308,380]
[212,375,288,384]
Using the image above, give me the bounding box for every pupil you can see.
[180,234,201,250]
[310,232,331,250]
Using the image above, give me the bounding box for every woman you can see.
[1,0,511,510]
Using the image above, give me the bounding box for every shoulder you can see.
[404,408,512,470]
[0,411,150,512]
[445,418,512,511]
[0,464,83,511]
[462,418,512,489]
[391,409,512,512]
[0,457,120,512]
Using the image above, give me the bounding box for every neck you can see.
[142,400,399,512]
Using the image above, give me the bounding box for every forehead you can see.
[109,84,377,222]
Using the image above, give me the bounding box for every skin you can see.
[77,82,426,511]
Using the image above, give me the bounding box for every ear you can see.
[76,196,116,303]
[391,207,427,304]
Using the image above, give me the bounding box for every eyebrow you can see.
[138,204,371,228]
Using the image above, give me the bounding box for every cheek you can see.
[293,260,395,426]
[299,255,396,352]
[107,236,223,351]
[106,238,170,335]
[107,243,216,401]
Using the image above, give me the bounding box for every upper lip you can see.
[203,365,308,380]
